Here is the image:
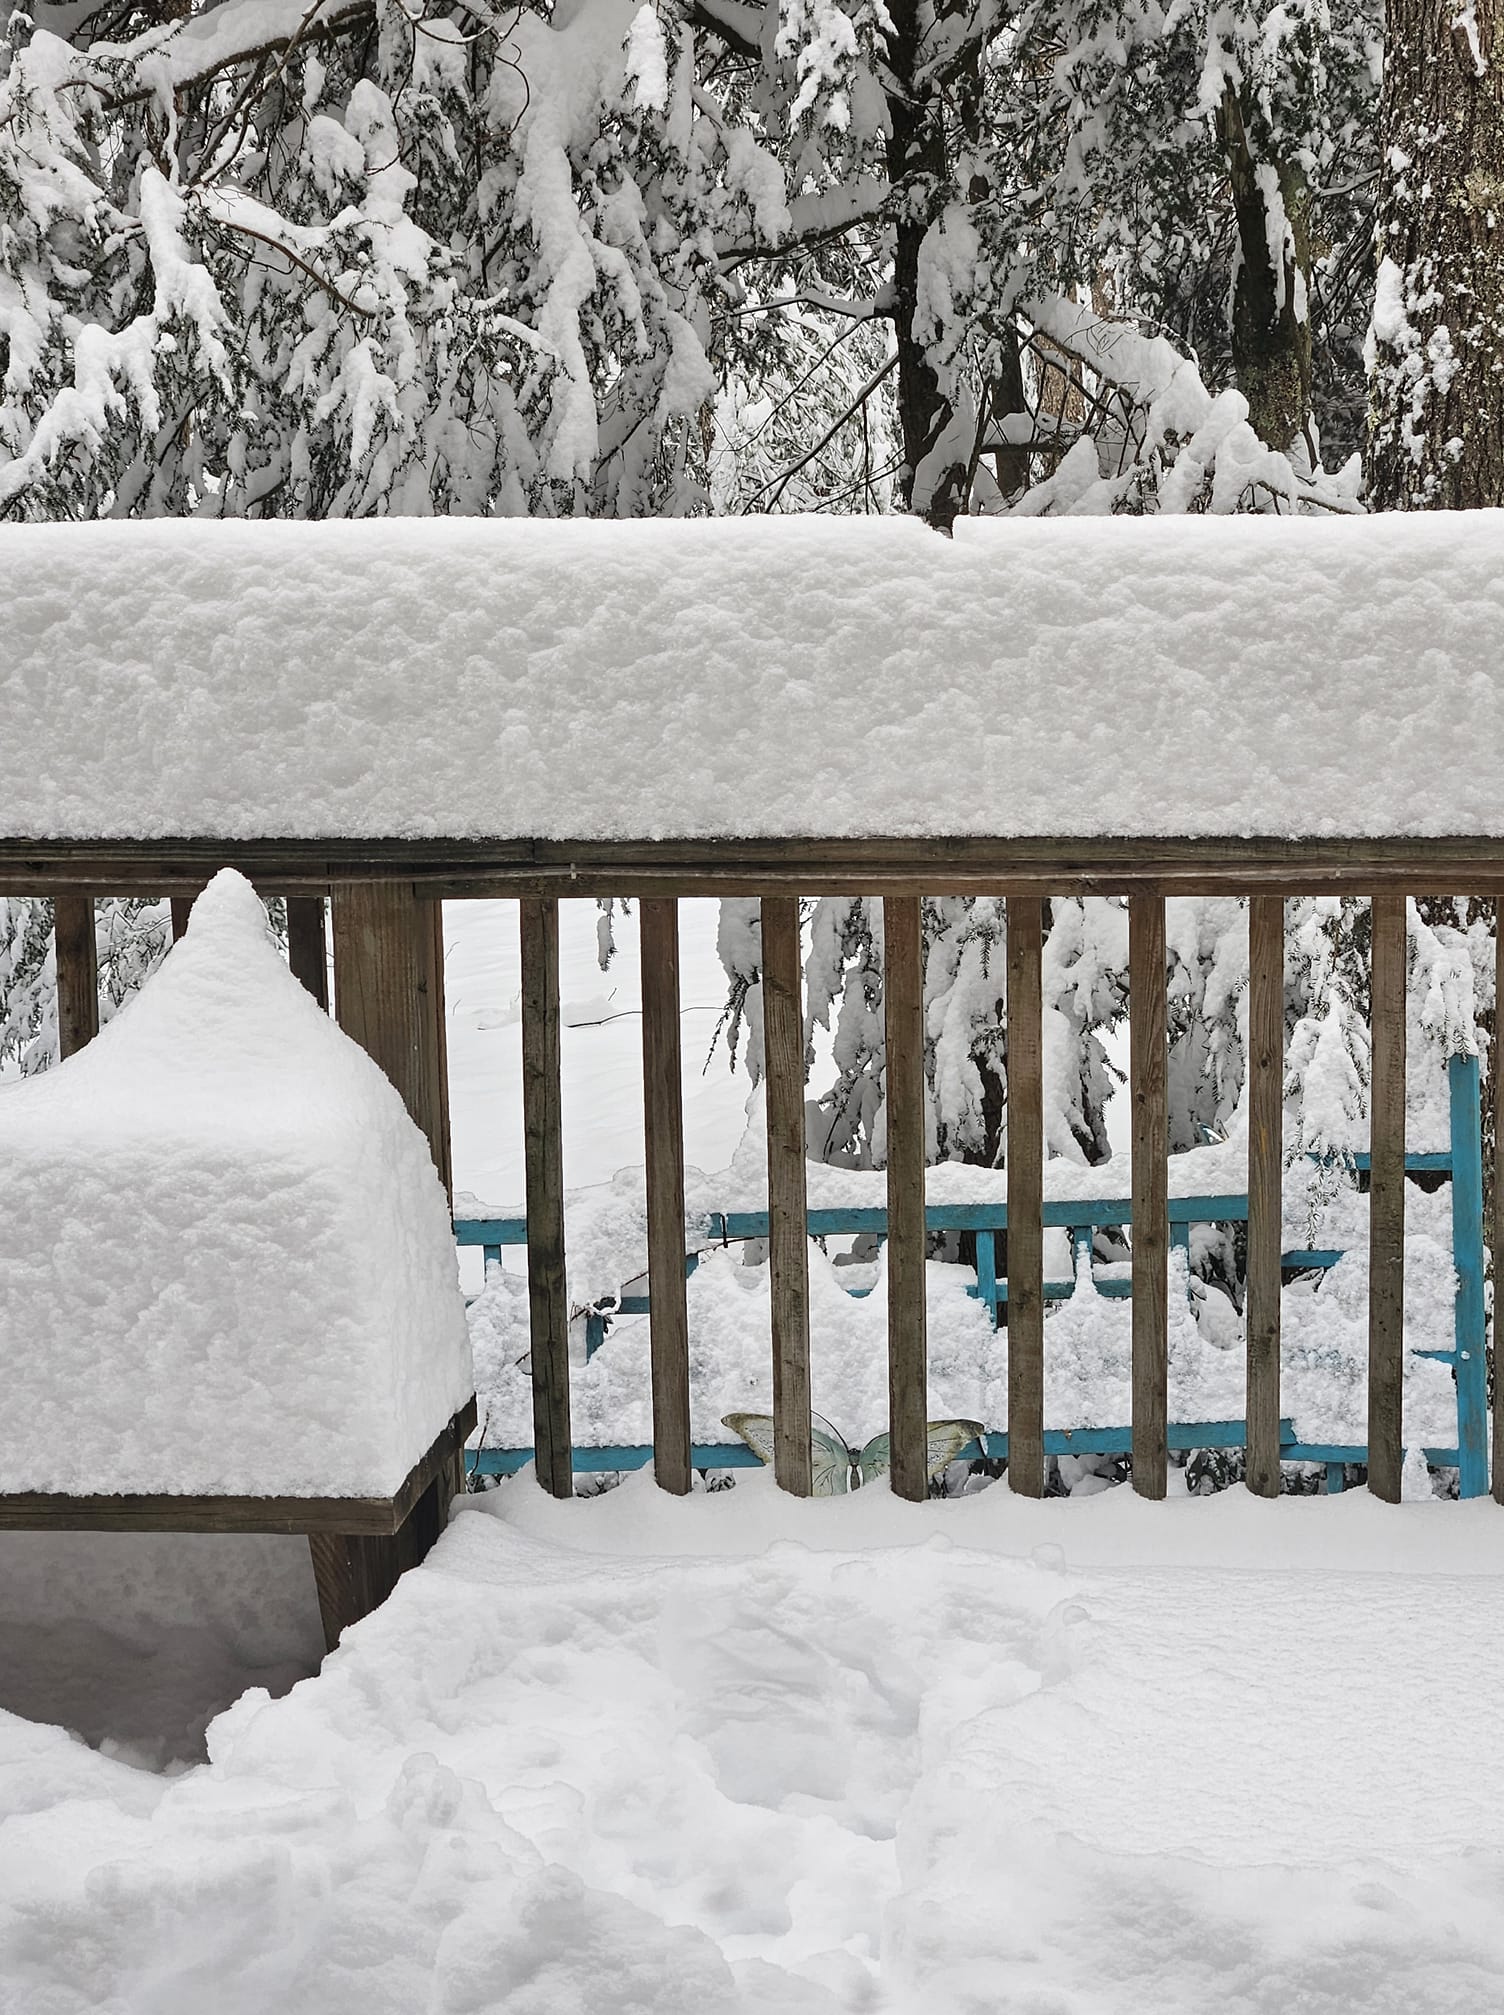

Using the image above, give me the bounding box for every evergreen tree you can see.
[1367,0,1504,506]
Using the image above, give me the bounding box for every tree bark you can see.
[988,324,1031,502]
[1367,0,1504,506]
[884,0,969,531]
[1217,89,1313,454]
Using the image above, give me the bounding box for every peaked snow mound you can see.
[2,513,1503,841]
[0,871,472,1498]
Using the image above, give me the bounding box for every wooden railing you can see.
[455,1055,1487,1494]
[16,841,1503,1508]
[495,890,1493,1508]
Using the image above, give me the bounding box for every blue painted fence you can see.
[458,1054,1489,1497]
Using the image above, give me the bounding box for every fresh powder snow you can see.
[0,869,472,1498]
[4,1483,1504,2012]
[1,512,1502,842]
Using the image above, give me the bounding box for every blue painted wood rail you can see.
[456,1054,1489,1496]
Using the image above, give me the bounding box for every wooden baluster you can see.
[1006,896,1045,1497]
[1495,975,1504,1505]
[416,898,452,1203]
[641,898,692,1494]
[1130,895,1168,1499]
[1246,896,1284,1497]
[1367,894,1406,1502]
[885,895,928,1501]
[319,883,467,1626]
[53,896,98,1059]
[520,898,572,1498]
[287,896,330,1010]
[331,882,447,1176]
[761,897,812,1495]
[170,897,193,941]
[1448,1052,1488,1498]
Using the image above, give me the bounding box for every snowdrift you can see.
[0,871,472,1498]
[0,512,1501,842]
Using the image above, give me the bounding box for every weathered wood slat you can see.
[640,898,692,1494]
[307,1527,400,1650]
[761,896,812,1495]
[53,895,98,1058]
[309,1463,454,1652]
[416,897,452,1202]
[1495,969,1504,1505]
[1245,895,1284,1498]
[10,834,1504,901]
[331,882,437,1161]
[884,896,928,1502]
[1130,895,1169,1500]
[1367,894,1407,1503]
[0,1399,476,1536]
[520,898,573,1499]
[1005,896,1045,1498]
[331,882,449,1187]
[286,895,329,1008]
[170,896,193,940]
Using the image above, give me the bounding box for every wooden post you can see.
[884,896,928,1502]
[1448,1053,1488,1498]
[1005,896,1045,1497]
[53,896,98,1059]
[286,896,329,1010]
[519,899,572,1498]
[307,1478,448,1654]
[1367,894,1407,1503]
[1246,896,1284,1498]
[331,882,448,1177]
[1130,895,1169,1500]
[416,898,452,1203]
[640,898,692,1494]
[170,897,193,942]
[308,1530,403,1653]
[1495,1004,1504,1504]
[761,897,812,1495]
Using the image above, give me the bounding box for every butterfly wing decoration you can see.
[720,1411,856,1494]
[810,1412,856,1496]
[924,1418,985,1478]
[721,1412,777,1468]
[854,1431,891,1489]
[854,1419,985,1489]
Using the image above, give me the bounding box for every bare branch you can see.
[740,351,897,510]
[200,208,377,321]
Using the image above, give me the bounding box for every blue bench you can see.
[456,1055,1487,1496]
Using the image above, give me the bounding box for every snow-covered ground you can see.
[5,1481,1504,2012]
[2,897,1500,2008]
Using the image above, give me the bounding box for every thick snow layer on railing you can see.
[0,871,472,1496]
[2,512,1502,842]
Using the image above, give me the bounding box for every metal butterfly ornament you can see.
[722,1411,984,1494]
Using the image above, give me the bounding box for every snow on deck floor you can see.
[5,1480,1504,2012]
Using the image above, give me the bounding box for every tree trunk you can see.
[1367,0,1504,506]
[884,0,968,531]
[1217,89,1313,454]
[988,325,1031,503]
